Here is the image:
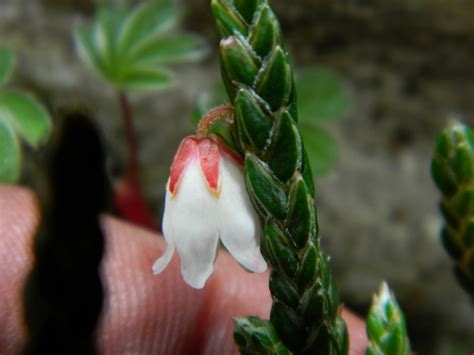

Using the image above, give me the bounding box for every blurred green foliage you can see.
[75,0,206,91]
[297,66,350,176]
[0,45,52,184]
[194,66,350,176]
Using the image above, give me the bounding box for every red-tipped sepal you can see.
[198,138,221,196]
[169,136,197,197]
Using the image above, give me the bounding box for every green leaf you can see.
[234,0,261,24]
[117,0,181,55]
[128,33,206,66]
[245,154,288,220]
[270,301,306,351]
[0,46,15,86]
[220,35,259,89]
[235,88,273,151]
[115,67,172,91]
[75,26,108,76]
[263,222,298,279]
[211,0,248,37]
[431,156,458,197]
[301,125,338,176]
[96,5,129,61]
[233,316,291,355]
[268,111,302,182]
[249,4,282,58]
[255,46,292,112]
[269,273,299,309]
[0,91,52,147]
[297,66,350,123]
[297,244,319,290]
[287,177,317,248]
[0,118,21,183]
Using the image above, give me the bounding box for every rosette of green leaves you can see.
[366,282,410,355]
[431,121,474,294]
[0,46,52,183]
[75,0,206,91]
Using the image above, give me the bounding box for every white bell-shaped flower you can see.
[152,135,267,288]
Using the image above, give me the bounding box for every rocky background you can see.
[1,0,474,353]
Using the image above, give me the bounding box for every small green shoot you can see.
[366,282,411,355]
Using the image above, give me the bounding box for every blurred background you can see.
[1,0,473,353]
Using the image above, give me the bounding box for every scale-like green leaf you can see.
[256,46,292,112]
[116,67,172,91]
[297,66,350,123]
[233,317,291,355]
[0,118,21,183]
[128,34,205,66]
[301,125,338,176]
[0,91,51,148]
[0,46,15,87]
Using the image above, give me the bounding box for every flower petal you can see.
[166,158,220,288]
[217,157,267,273]
[198,138,221,196]
[152,243,175,274]
[153,183,176,274]
[169,136,197,196]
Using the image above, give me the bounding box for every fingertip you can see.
[0,185,40,354]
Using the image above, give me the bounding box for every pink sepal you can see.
[169,136,197,196]
[198,138,221,196]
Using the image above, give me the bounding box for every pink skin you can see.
[0,185,368,354]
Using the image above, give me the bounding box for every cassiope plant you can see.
[432,120,474,295]
[211,0,348,353]
[365,282,411,355]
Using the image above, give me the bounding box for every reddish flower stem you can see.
[119,92,140,182]
[116,92,156,229]
[196,104,234,139]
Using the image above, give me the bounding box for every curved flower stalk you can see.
[211,0,348,353]
[431,121,474,295]
[366,283,411,355]
[153,126,267,288]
